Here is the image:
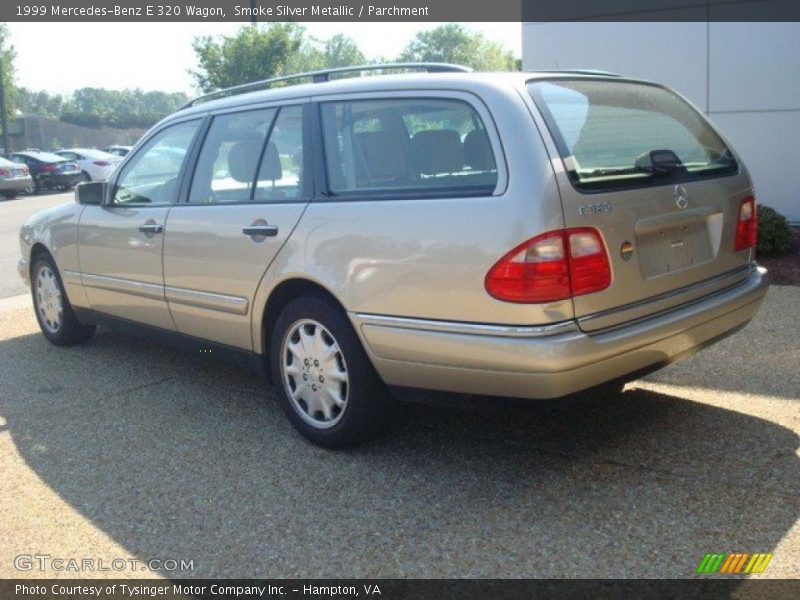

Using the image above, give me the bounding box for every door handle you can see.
[138,223,163,234]
[242,224,278,237]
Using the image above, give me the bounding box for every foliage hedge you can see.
[757,204,792,257]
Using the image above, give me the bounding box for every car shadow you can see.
[1,328,797,579]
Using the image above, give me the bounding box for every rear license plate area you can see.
[635,211,722,278]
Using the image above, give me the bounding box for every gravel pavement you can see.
[0,287,797,579]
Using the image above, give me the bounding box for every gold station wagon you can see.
[18,64,768,447]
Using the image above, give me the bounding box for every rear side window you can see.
[529,80,737,191]
[189,105,306,205]
[254,105,305,202]
[320,98,497,196]
[188,108,276,205]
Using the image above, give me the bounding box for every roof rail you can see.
[181,62,473,109]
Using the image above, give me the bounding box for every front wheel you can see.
[31,255,96,346]
[2,191,17,199]
[270,295,396,448]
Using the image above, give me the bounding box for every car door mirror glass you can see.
[75,181,105,205]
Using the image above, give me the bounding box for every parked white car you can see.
[54,148,122,182]
[102,145,133,157]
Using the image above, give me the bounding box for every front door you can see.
[78,118,203,330]
[163,104,310,349]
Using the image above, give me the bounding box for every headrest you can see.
[355,131,408,181]
[227,138,263,183]
[258,142,282,182]
[410,129,463,175]
[463,130,495,171]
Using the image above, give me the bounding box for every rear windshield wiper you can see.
[581,165,660,178]
[582,149,687,179]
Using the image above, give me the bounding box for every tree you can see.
[321,34,366,68]
[0,24,16,151]
[16,88,65,117]
[399,24,517,71]
[190,23,305,93]
[60,88,188,129]
[286,32,367,74]
[191,25,367,93]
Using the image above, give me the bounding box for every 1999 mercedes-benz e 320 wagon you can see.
[18,64,768,447]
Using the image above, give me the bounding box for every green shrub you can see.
[756,204,792,257]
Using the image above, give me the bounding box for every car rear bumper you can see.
[352,265,768,399]
[87,166,117,181]
[37,173,81,187]
[0,176,33,192]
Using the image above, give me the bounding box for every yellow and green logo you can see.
[697,552,773,575]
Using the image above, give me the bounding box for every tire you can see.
[270,295,396,448]
[30,254,96,346]
[2,191,17,199]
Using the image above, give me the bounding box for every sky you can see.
[7,22,522,96]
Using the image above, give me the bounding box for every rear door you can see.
[528,78,753,331]
[162,103,310,350]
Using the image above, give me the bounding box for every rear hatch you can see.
[529,78,754,331]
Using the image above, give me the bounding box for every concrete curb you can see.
[0,294,31,311]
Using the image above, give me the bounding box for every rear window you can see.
[320,98,498,197]
[529,80,737,191]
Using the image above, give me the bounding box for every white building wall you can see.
[522,21,800,222]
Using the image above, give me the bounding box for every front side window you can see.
[321,98,498,196]
[113,119,201,205]
[529,79,737,190]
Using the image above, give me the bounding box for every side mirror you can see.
[75,181,105,205]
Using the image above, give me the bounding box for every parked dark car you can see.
[8,151,82,194]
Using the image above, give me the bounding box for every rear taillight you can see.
[93,160,111,167]
[485,227,612,303]
[42,164,57,172]
[734,196,757,251]
[0,168,8,176]
[567,229,614,296]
